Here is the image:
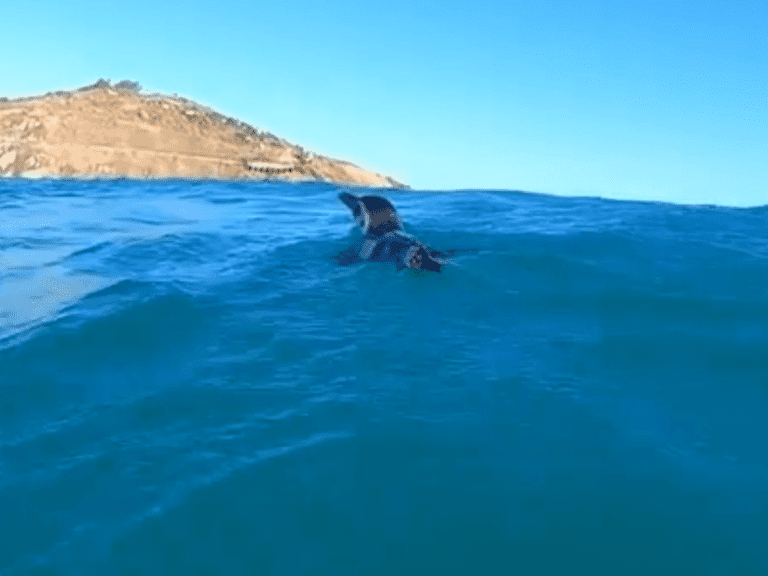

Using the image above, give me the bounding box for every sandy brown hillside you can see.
[0,80,406,187]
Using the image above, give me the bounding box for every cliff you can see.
[0,80,406,188]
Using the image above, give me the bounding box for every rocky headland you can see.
[0,80,406,188]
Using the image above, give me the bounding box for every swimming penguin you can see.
[336,192,448,272]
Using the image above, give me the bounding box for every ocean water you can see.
[1,179,767,575]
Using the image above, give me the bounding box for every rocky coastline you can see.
[0,80,406,188]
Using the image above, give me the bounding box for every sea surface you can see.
[1,179,767,575]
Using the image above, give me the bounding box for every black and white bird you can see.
[336,192,461,272]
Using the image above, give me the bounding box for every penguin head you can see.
[339,192,403,237]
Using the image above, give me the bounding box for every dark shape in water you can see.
[336,192,469,273]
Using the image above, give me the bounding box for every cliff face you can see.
[0,81,406,188]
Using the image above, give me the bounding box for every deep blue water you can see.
[1,179,767,575]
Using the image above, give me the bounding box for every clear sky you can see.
[2,0,766,206]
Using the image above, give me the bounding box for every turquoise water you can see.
[1,179,767,575]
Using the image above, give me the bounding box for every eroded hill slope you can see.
[0,80,406,187]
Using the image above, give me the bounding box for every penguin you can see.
[336,192,449,272]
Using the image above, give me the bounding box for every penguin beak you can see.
[339,192,360,211]
[339,192,370,233]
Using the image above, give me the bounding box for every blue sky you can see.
[2,0,766,206]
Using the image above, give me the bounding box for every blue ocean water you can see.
[0,179,767,575]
